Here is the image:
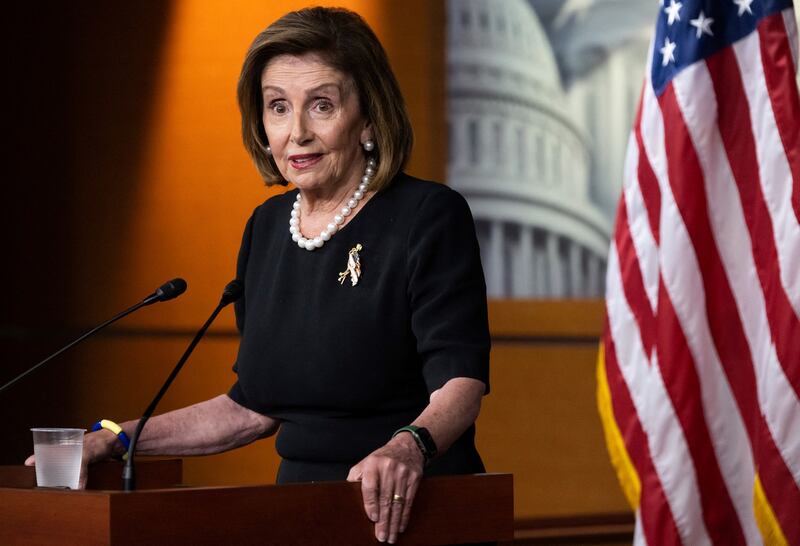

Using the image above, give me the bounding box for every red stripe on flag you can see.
[706,46,800,403]
[654,279,746,545]
[758,12,800,224]
[603,324,683,546]
[659,80,762,444]
[756,415,800,543]
[633,91,662,245]
[614,197,657,358]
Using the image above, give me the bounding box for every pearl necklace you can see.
[289,158,376,251]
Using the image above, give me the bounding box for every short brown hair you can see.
[237,7,413,191]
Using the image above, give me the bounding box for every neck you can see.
[289,156,376,251]
[299,160,366,216]
[300,181,357,217]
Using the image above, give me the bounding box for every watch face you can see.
[394,425,437,462]
[416,427,438,458]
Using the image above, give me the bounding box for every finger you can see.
[360,470,380,523]
[376,475,396,543]
[346,465,361,482]
[24,455,35,466]
[387,483,407,544]
[399,472,421,533]
[78,464,88,490]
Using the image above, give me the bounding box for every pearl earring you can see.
[363,139,375,152]
[266,145,272,156]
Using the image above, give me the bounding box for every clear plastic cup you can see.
[31,428,85,489]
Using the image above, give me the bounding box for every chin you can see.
[295,163,340,185]
[292,172,333,191]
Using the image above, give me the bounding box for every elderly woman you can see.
[28,7,490,545]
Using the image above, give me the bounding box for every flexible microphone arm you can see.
[0,278,188,395]
[122,280,242,492]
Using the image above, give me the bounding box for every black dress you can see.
[228,173,490,483]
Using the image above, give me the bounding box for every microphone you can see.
[142,278,188,306]
[122,280,242,491]
[221,279,243,305]
[0,278,188,394]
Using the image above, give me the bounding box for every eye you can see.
[314,99,334,112]
[269,100,288,115]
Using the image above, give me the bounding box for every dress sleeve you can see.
[407,187,491,394]
[233,213,254,337]
[228,212,255,408]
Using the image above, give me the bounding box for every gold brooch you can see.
[338,244,363,286]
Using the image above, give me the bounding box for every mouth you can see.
[288,153,323,170]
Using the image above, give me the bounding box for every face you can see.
[260,53,372,193]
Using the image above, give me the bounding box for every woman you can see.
[28,7,490,545]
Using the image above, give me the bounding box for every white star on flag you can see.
[690,11,714,38]
[664,0,683,25]
[660,37,677,65]
[733,0,755,16]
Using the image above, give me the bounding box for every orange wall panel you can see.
[67,0,444,330]
[4,0,445,475]
[477,342,628,518]
[47,0,446,487]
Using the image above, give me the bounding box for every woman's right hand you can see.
[24,429,120,489]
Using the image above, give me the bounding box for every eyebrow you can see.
[261,82,343,95]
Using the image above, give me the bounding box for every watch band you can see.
[392,425,438,464]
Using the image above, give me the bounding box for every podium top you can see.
[1,462,513,546]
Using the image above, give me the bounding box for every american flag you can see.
[597,0,800,544]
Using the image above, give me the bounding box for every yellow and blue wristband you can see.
[91,419,131,452]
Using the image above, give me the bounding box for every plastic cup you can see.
[31,428,85,489]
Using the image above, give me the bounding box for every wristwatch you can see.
[392,425,438,465]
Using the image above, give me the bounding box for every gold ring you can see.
[392,493,405,504]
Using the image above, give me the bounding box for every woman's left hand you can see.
[347,432,424,544]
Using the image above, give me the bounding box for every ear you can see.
[360,121,373,146]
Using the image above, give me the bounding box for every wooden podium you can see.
[0,461,513,545]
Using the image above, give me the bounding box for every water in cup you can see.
[31,428,84,489]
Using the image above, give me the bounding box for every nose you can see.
[290,111,313,146]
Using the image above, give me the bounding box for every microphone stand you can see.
[122,282,240,491]
[0,278,187,394]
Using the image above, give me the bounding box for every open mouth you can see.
[288,154,323,170]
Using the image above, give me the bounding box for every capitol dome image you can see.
[447,0,614,298]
